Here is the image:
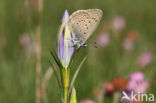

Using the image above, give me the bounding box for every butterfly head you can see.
[73,39,86,49]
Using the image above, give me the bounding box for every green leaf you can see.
[49,48,63,69]
[68,57,87,100]
[48,60,63,102]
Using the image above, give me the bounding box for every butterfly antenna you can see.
[94,42,98,48]
[87,41,98,48]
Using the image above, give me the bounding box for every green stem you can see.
[64,87,68,103]
[62,68,70,103]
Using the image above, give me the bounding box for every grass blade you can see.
[68,57,87,100]
[49,48,63,69]
[48,60,63,102]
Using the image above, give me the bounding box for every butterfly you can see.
[69,9,103,49]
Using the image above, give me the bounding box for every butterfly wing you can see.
[87,9,103,39]
[69,11,91,44]
[69,9,103,46]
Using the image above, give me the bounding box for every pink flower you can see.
[31,0,38,9]
[102,82,114,96]
[123,38,133,51]
[96,32,110,47]
[19,33,36,54]
[80,99,95,103]
[122,31,139,51]
[130,72,144,81]
[127,72,149,93]
[19,33,31,47]
[137,52,153,68]
[112,16,125,31]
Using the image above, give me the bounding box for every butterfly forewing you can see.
[69,9,103,47]
[87,9,103,39]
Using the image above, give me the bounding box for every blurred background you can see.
[0,0,156,103]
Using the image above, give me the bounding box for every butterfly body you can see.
[69,9,103,48]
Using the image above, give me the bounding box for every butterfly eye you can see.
[82,42,87,47]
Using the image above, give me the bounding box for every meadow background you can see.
[0,0,156,103]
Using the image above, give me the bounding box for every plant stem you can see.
[35,25,41,103]
[41,67,53,102]
[64,86,68,103]
[62,68,70,103]
[35,0,43,103]
[113,92,120,103]
[98,90,104,103]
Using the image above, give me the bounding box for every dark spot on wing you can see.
[91,17,98,22]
